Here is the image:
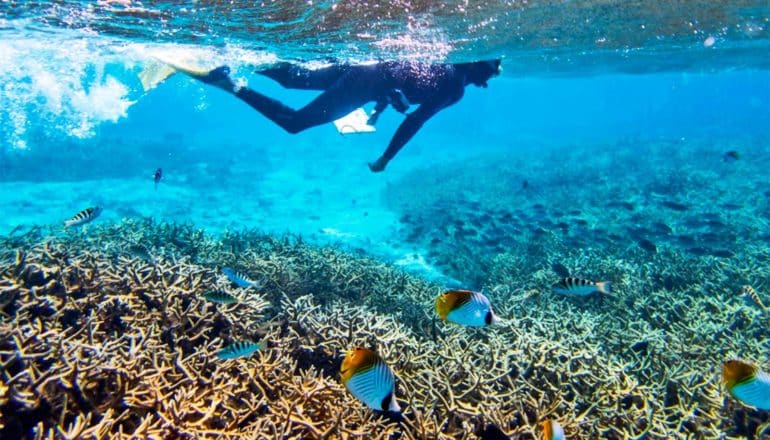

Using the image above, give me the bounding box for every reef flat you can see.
[1,216,769,438]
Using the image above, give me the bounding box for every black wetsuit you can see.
[213,60,501,171]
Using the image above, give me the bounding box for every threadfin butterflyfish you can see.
[435,289,500,327]
[541,419,565,440]
[341,347,400,412]
[723,359,770,410]
[64,206,102,228]
[553,277,611,296]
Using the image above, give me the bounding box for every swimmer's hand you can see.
[368,156,388,173]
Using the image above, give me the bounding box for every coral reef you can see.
[1,215,769,438]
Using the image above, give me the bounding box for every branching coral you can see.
[1,215,769,439]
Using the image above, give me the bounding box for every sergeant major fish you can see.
[341,347,400,412]
[553,277,612,296]
[217,341,261,360]
[435,289,501,327]
[740,285,767,312]
[64,206,102,228]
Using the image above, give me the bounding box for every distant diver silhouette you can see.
[150,59,501,173]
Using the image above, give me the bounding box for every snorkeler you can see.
[180,60,502,172]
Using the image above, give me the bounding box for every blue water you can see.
[2,1,770,438]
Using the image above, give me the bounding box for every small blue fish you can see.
[217,341,261,360]
[203,290,238,304]
[222,267,259,288]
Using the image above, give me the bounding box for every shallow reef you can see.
[1,215,769,438]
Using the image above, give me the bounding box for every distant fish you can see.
[541,419,565,440]
[637,238,657,253]
[551,262,570,278]
[740,285,767,312]
[435,289,501,327]
[204,290,238,304]
[222,267,259,288]
[217,341,261,360]
[723,150,740,162]
[661,201,689,211]
[153,167,163,189]
[521,180,529,190]
[554,277,612,296]
[341,347,400,412]
[650,222,673,235]
[722,359,770,410]
[64,206,102,228]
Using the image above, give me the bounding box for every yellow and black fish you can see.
[541,419,565,440]
[64,206,102,228]
[435,289,500,327]
[553,277,611,296]
[341,347,400,412]
[723,359,770,410]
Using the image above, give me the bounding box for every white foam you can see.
[0,34,135,147]
[0,28,282,150]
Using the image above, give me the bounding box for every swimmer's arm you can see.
[384,99,452,159]
[367,100,389,125]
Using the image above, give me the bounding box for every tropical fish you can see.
[64,206,102,228]
[553,278,612,296]
[435,289,500,327]
[740,285,767,312]
[340,347,400,412]
[217,341,261,360]
[637,238,657,253]
[153,168,162,188]
[541,419,565,440]
[723,150,740,162]
[203,290,238,304]
[551,262,570,278]
[222,267,259,288]
[722,359,770,410]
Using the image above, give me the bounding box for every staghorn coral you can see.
[0,219,769,439]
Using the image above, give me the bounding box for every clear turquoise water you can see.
[2,1,770,437]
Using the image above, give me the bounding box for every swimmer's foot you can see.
[188,66,237,93]
[368,156,389,173]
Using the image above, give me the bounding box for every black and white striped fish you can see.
[553,277,612,296]
[740,285,767,312]
[64,206,102,228]
[217,341,261,360]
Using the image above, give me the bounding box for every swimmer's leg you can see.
[234,85,367,133]
[187,65,372,134]
[258,62,350,90]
